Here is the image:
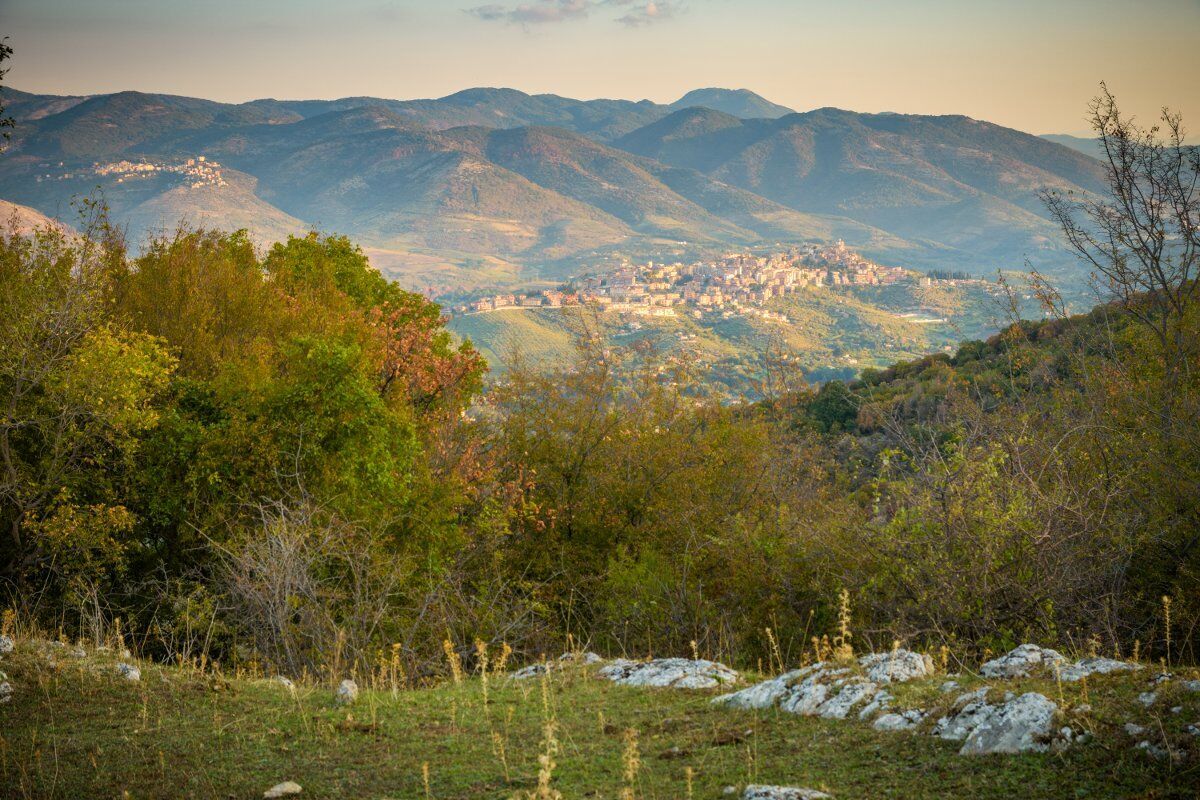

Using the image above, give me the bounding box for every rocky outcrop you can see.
[979,645,1065,678]
[873,709,924,731]
[934,688,1061,755]
[860,650,934,684]
[743,786,832,800]
[1058,657,1140,682]
[511,651,604,680]
[715,651,934,720]
[599,658,739,689]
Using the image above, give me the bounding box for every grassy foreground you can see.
[1,641,1197,799]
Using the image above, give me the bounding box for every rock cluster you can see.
[713,649,930,719]
[599,658,739,689]
[743,786,832,799]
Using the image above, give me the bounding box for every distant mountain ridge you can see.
[0,85,1106,290]
[670,88,795,119]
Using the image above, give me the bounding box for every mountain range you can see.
[0,86,1105,293]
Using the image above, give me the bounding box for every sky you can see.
[3,0,1199,135]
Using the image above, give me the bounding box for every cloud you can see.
[614,0,679,27]
[465,0,682,27]
[466,0,593,25]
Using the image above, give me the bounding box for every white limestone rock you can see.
[0,635,13,656]
[1124,722,1146,736]
[939,680,960,693]
[335,679,358,705]
[743,786,832,800]
[510,662,551,680]
[599,657,738,689]
[273,675,295,690]
[934,689,995,741]
[979,644,1065,679]
[0,681,12,704]
[873,709,925,732]
[1182,680,1200,693]
[116,662,140,682]
[958,693,1058,756]
[859,649,934,684]
[512,651,605,680]
[713,667,817,710]
[857,690,893,720]
[263,781,303,798]
[1137,691,1157,707]
[817,678,878,719]
[1058,657,1141,682]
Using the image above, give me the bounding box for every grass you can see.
[1,640,1197,799]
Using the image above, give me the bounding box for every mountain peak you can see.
[669,88,794,119]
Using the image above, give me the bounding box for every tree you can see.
[0,38,13,151]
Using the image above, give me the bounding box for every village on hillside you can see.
[450,241,984,321]
[36,156,228,189]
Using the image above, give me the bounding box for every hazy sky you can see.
[4,0,1199,134]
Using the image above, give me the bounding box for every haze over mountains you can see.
[0,85,1106,293]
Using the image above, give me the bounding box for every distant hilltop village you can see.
[452,241,980,319]
[35,156,227,189]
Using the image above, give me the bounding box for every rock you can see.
[335,679,358,705]
[598,658,739,689]
[817,679,878,719]
[116,663,140,682]
[958,693,1058,756]
[273,675,294,690]
[873,709,924,731]
[743,786,832,800]
[510,662,550,680]
[1149,672,1172,686]
[1186,723,1199,737]
[263,781,303,798]
[1135,740,1169,760]
[713,667,814,710]
[859,649,934,684]
[0,635,13,656]
[68,647,87,659]
[1171,706,1183,714]
[723,787,738,796]
[857,690,893,720]
[934,689,994,741]
[0,681,11,704]
[939,680,960,693]
[1124,722,1146,736]
[1058,657,1140,682]
[1183,680,1200,693]
[979,644,1065,678]
[1072,704,1091,714]
[559,651,603,665]
[1137,691,1157,707]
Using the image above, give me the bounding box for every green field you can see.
[2,638,1196,799]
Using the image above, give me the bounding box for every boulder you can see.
[934,688,995,741]
[264,781,303,798]
[979,644,1065,678]
[599,658,739,689]
[873,709,924,731]
[511,651,605,680]
[335,679,358,705]
[273,675,295,690]
[0,635,13,656]
[116,663,140,682]
[859,649,934,684]
[0,681,11,704]
[743,786,832,800]
[510,662,550,680]
[1058,657,1140,682]
[958,693,1058,755]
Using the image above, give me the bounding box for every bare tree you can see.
[1042,84,1199,381]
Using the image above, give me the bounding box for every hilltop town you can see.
[452,241,982,321]
[35,156,228,189]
